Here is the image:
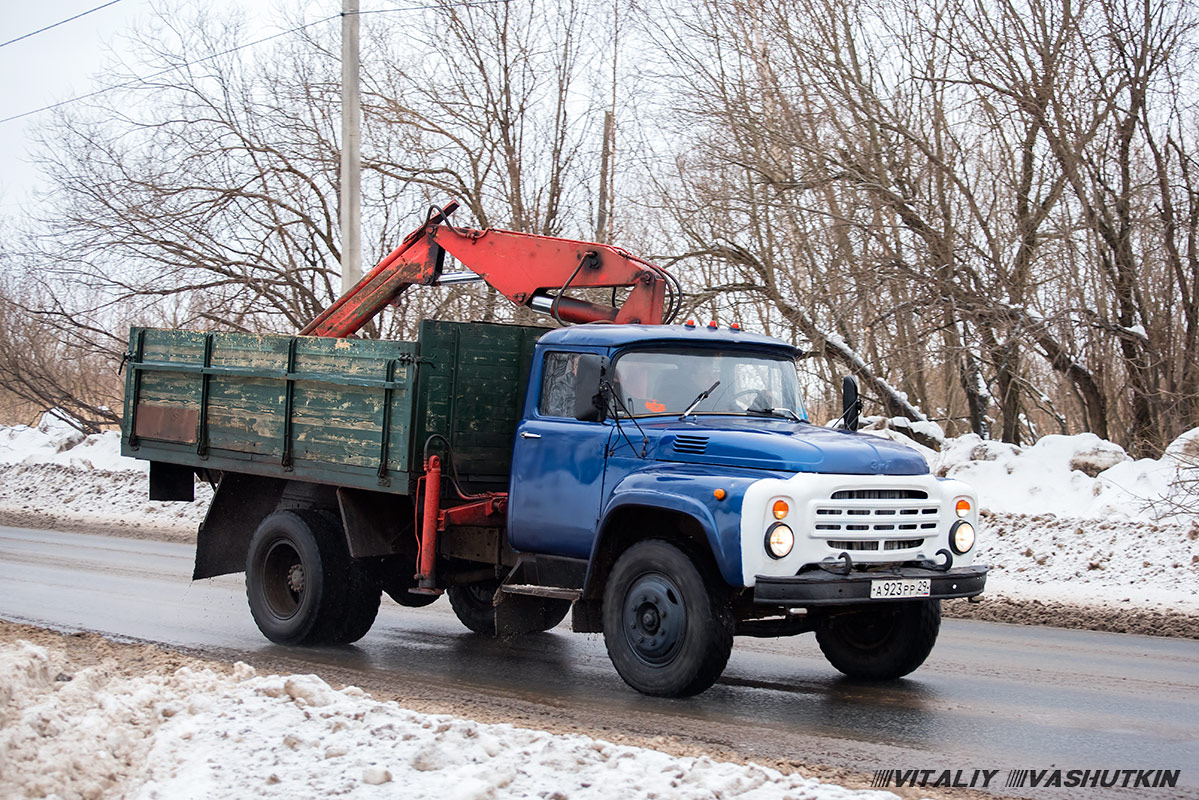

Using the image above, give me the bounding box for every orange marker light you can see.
[955,498,972,518]
[714,488,727,501]
[772,500,789,519]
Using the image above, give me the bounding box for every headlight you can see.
[765,523,794,559]
[950,520,975,554]
[955,497,973,518]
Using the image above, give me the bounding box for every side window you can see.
[539,352,581,418]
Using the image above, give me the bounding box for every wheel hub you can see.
[261,539,306,619]
[623,574,686,666]
[287,564,305,594]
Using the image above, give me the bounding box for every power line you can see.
[353,0,508,14]
[0,0,125,50]
[0,0,510,127]
[0,15,339,126]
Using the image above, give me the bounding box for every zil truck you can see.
[121,201,986,697]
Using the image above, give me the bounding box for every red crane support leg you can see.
[413,456,442,594]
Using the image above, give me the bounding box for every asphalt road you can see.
[2,525,1197,799]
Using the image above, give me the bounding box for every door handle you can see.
[519,431,541,439]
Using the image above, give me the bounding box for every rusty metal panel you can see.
[135,404,199,443]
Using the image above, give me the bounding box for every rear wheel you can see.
[448,580,500,634]
[601,540,733,697]
[245,510,380,646]
[448,580,572,635]
[815,599,941,680]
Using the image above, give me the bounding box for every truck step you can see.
[499,584,582,601]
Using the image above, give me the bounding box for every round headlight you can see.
[950,520,975,554]
[955,498,973,518]
[765,523,794,559]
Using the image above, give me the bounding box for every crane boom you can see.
[301,202,676,337]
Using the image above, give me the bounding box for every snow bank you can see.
[933,430,1199,524]
[0,640,169,799]
[0,640,898,800]
[0,411,145,473]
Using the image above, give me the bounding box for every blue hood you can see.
[645,418,929,475]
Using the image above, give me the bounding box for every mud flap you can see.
[193,473,288,580]
[493,591,569,636]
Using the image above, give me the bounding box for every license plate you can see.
[870,578,931,599]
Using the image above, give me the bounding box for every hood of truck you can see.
[640,418,929,475]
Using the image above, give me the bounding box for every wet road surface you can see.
[2,525,1197,798]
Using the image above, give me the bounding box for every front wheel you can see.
[815,599,941,680]
[602,540,733,697]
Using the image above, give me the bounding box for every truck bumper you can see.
[752,565,987,606]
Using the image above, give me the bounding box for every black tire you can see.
[601,540,734,697]
[815,599,941,680]
[245,510,380,646]
[447,580,501,634]
[448,581,572,635]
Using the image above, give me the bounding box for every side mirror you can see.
[574,354,610,422]
[841,375,861,431]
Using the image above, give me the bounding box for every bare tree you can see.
[639,0,1199,453]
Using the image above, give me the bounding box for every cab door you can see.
[508,350,613,558]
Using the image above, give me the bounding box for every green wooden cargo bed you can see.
[121,319,546,494]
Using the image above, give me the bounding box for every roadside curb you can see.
[944,595,1199,639]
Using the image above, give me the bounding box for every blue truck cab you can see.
[506,323,986,695]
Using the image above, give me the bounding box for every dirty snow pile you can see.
[865,420,1199,612]
[0,412,210,536]
[0,639,895,800]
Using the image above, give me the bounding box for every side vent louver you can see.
[672,434,710,455]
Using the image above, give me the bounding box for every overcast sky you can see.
[1,1,149,210]
[0,0,331,215]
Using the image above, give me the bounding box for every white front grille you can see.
[811,488,941,547]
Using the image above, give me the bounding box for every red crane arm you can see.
[301,202,674,337]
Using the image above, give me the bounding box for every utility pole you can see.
[340,0,362,293]
[595,0,618,244]
[596,110,612,243]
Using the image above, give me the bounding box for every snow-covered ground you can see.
[0,633,896,800]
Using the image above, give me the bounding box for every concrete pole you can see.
[340,0,362,293]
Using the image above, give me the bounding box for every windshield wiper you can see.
[747,406,803,422]
[680,381,721,419]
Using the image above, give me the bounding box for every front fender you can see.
[592,465,772,588]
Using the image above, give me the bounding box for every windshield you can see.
[612,349,808,419]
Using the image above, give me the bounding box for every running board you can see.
[499,554,588,603]
[500,584,582,601]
